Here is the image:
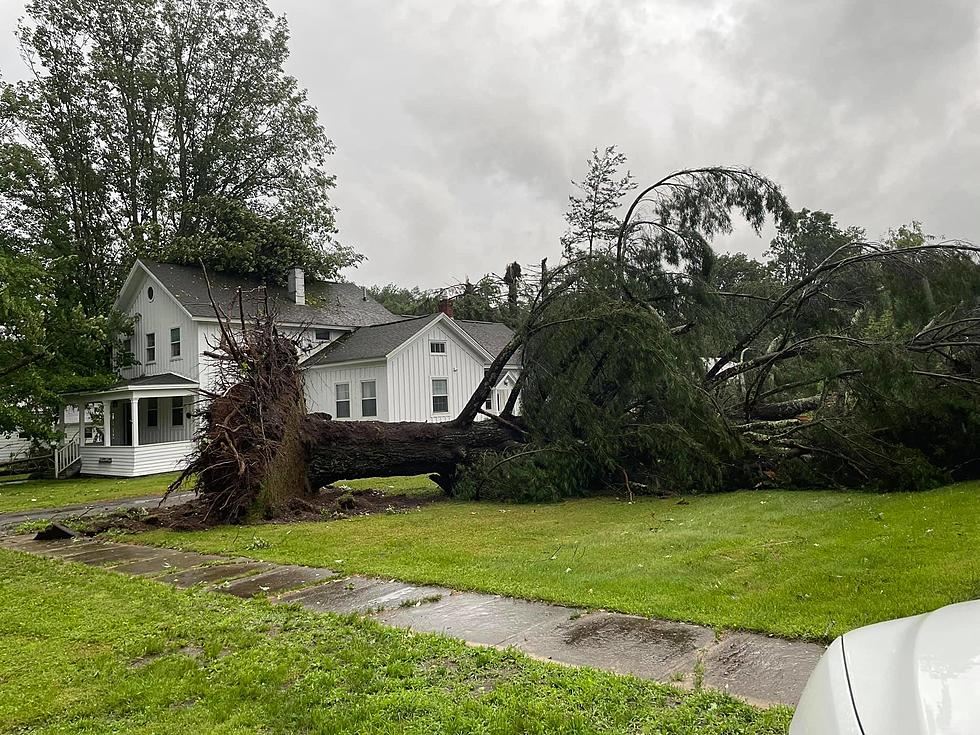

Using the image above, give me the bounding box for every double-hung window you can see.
[432,378,449,414]
[146,333,156,363]
[483,369,493,410]
[170,327,181,358]
[361,381,377,417]
[335,383,351,418]
[171,396,184,427]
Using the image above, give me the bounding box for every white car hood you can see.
[843,599,980,735]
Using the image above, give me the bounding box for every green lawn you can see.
[138,480,980,641]
[339,474,441,498]
[0,472,178,514]
[0,550,789,734]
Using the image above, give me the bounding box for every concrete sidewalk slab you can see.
[216,565,337,598]
[377,592,579,648]
[519,611,716,681]
[159,561,275,589]
[0,536,101,556]
[110,549,223,576]
[54,544,162,567]
[702,631,825,706]
[280,576,450,615]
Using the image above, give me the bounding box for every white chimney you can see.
[288,267,305,305]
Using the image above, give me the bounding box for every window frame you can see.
[314,328,331,341]
[171,396,184,427]
[432,378,449,414]
[360,380,378,418]
[335,382,351,419]
[147,398,159,428]
[170,327,181,358]
[145,332,156,364]
[483,369,493,410]
[429,340,447,355]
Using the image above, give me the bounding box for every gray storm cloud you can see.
[2,0,977,287]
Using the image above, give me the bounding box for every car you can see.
[790,599,980,734]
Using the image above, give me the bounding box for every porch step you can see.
[57,457,82,479]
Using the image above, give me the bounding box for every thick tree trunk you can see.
[747,395,822,420]
[301,414,523,492]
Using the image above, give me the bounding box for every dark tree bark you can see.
[301,415,523,492]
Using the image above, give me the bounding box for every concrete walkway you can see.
[0,492,195,532]
[0,534,824,708]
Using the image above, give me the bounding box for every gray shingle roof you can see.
[62,372,199,395]
[141,260,397,328]
[114,373,199,388]
[302,314,441,366]
[455,320,520,364]
[303,314,520,367]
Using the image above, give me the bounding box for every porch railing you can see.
[54,434,81,478]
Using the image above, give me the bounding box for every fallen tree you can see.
[168,166,980,521]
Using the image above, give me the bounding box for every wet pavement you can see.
[0,535,825,708]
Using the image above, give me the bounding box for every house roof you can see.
[61,372,198,397]
[455,320,518,361]
[111,373,198,388]
[303,313,520,367]
[302,314,441,366]
[138,260,398,327]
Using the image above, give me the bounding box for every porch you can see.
[59,373,199,478]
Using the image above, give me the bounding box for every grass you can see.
[337,475,441,498]
[0,549,790,734]
[0,472,178,514]
[137,480,980,641]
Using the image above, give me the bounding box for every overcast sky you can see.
[2,0,978,289]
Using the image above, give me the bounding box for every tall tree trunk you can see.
[301,416,522,492]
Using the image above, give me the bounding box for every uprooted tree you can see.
[170,166,980,522]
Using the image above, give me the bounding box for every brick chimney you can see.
[437,297,454,318]
[288,267,305,305]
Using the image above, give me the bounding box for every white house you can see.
[55,260,520,478]
[302,312,521,423]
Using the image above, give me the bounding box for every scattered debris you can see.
[34,522,80,540]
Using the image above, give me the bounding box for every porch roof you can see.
[62,372,199,401]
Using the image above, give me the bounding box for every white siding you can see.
[79,441,193,477]
[196,322,350,393]
[386,322,487,423]
[119,271,197,381]
[197,323,222,392]
[0,434,33,463]
[304,362,388,420]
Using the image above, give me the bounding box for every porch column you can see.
[76,402,84,443]
[103,400,112,447]
[130,397,140,447]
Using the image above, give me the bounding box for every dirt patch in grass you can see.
[269,485,442,522]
